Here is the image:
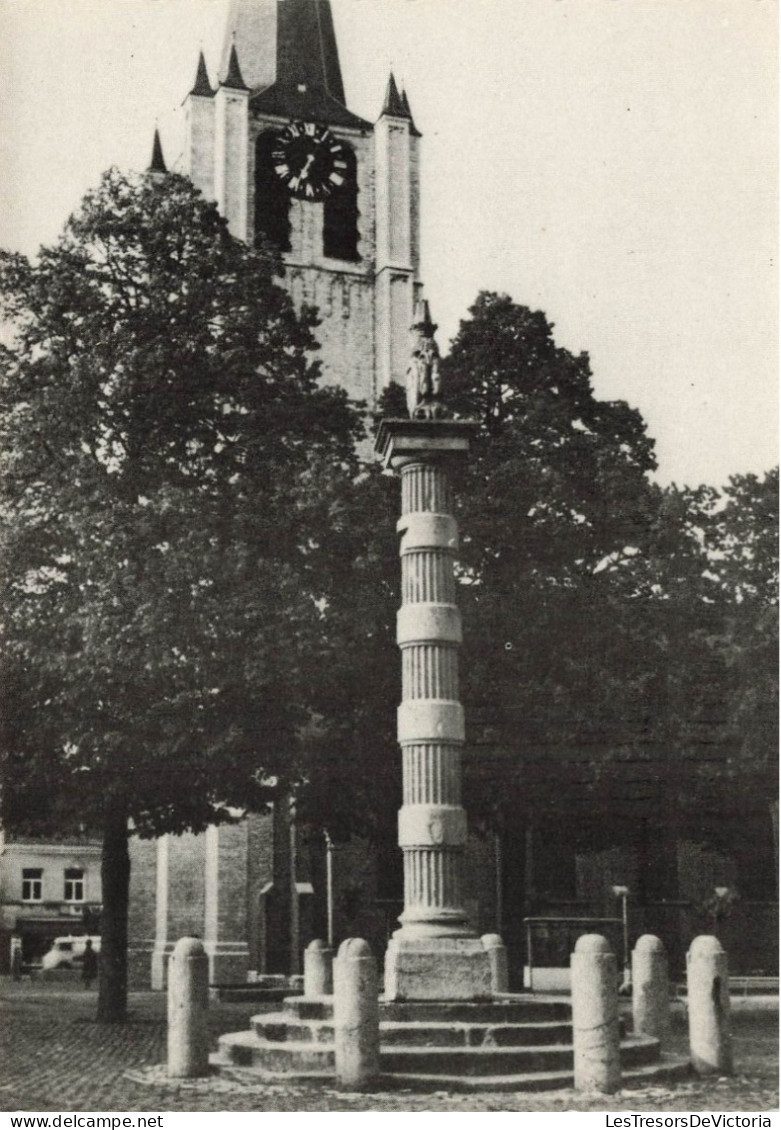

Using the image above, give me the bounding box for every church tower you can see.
[182,0,424,407]
[128,0,427,989]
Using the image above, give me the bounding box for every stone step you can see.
[281,995,572,1024]
[215,987,302,1004]
[218,1031,334,1073]
[251,1014,583,1048]
[218,1028,659,1079]
[380,1035,658,1077]
[381,1019,578,1048]
[212,1043,688,1094]
[380,1054,690,1094]
[282,996,332,1021]
[209,1048,333,1086]
[381,998,573,1023]
[251,1015,334,1044]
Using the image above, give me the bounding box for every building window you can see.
[323,145,360,262]
[64,868,85,903]
[254,131,292,253]
[21,869,43,902]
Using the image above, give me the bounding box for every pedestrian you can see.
[81,938,98,989]
[10,944,23,982]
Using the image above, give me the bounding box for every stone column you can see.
[632,934,670,1042]
[167,937,209,1078]
[376,417,493,1000]
[571,934,621,1094]
[333,938,380,1090]
[304,938,333,996]
[687,934,733,1075]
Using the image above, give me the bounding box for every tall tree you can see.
[704,470,779,847]
[439,293,660,819]
[0,169,364,1020]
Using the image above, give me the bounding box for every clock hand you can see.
[299,152,316,180]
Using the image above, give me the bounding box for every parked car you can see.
[41,935,101,971]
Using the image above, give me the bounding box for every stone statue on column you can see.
[405,301,448,420]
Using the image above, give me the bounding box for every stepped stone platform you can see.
[212,994,689,1092]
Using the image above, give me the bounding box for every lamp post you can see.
[711,886,732,937]
[612,885,631,991]
[324,830,335,949]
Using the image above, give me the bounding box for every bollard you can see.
[167,936,209,1078]
[571,934,621,1093]
[481,934,509,993]
[632,934,670,1042]
[687,935,733,1074]
[304,938,333,996]
[333,937,380,1090]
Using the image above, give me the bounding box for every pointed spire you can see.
[401,88,422,137]
[190,50,215,98]
[148,129,167,175]
[381,72,407,118]
[222,42,249,91]
[247,0,371,130]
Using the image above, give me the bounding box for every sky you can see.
[0,0,776,488]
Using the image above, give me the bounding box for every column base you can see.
[140,942,249,989]
[204,941,250,985]
[384,932,494,1001]
[151,942,174,990]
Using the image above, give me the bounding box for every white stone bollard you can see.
[333,938,380,1090]
[167,936,209,1078]
[304,938,333,996]
[571,934,621,1093]
[481,933,509,993]
[687,935,733,1075]
[632,934,670,1042]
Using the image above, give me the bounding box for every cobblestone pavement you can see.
[1,980,777,1113]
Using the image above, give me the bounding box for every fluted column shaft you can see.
[395,460,472,937]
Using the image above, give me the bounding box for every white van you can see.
[41,935,101,971]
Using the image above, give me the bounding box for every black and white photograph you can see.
[0,0,777,1120]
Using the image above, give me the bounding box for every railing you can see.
[523,916,623,992]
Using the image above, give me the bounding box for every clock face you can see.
[272,122,350,201]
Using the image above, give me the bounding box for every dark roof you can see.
[401,88,422,138]
[251,0,370,131]
[190,50,215,97]
[380,73,421,136]
[223,43,249,91]
[149,129,167,174]
[381,72,406,118]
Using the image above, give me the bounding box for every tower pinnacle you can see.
[148,128,167,176]
[401,88,422,137]
[190,50,215,98]
[381,72,407,119]
[222,43,249,91]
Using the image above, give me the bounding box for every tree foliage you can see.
[0,169,364,1017]
[434,294,776,860]
[704,470,779,798]
[438,294,659,809]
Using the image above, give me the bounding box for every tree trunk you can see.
[97,803,130,1023]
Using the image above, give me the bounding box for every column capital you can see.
[374,418,477,471]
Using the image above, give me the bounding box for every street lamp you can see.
[324,830,335,949]
[711,886,732,936]
[612,885,631,991]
